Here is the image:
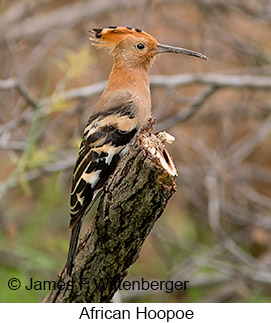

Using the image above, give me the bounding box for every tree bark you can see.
[44,124,177,303]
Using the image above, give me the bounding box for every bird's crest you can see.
[89,26,156,51]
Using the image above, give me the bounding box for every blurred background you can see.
[0,0,271,302]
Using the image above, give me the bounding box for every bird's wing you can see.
[69,102,138,229]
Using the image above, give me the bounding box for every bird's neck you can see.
[106,62,150,94]
[95,61,151,122]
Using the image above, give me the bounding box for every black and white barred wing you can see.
[69,104,138,229]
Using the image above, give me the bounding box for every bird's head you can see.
[89,26,208,70]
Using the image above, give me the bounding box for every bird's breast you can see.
[95,89,151,129]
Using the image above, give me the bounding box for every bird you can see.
[66,26,208,275]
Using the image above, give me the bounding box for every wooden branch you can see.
[43,125,177,303]
[156,85,218,131]
[1,73,271,135]
[50,74,271,102]
[0,78,38,107]
[150,74,271,90]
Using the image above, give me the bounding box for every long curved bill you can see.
[155,43,208,60]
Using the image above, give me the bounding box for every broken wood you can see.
[44,123,177,302]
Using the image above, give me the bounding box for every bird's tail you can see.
[66,220,82,275]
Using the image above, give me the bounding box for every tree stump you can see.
[44,123,177,303]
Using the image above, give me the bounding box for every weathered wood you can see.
[44,126,177,303]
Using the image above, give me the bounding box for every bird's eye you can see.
[136,43,145,50]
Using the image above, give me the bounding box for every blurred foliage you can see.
[0,0,271,303]
[49,93,73,113]
[0,176,68,302]
[55,45,95,82]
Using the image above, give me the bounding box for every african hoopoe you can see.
[66,26,208,275]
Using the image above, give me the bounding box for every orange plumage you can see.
[66,26,208,275]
